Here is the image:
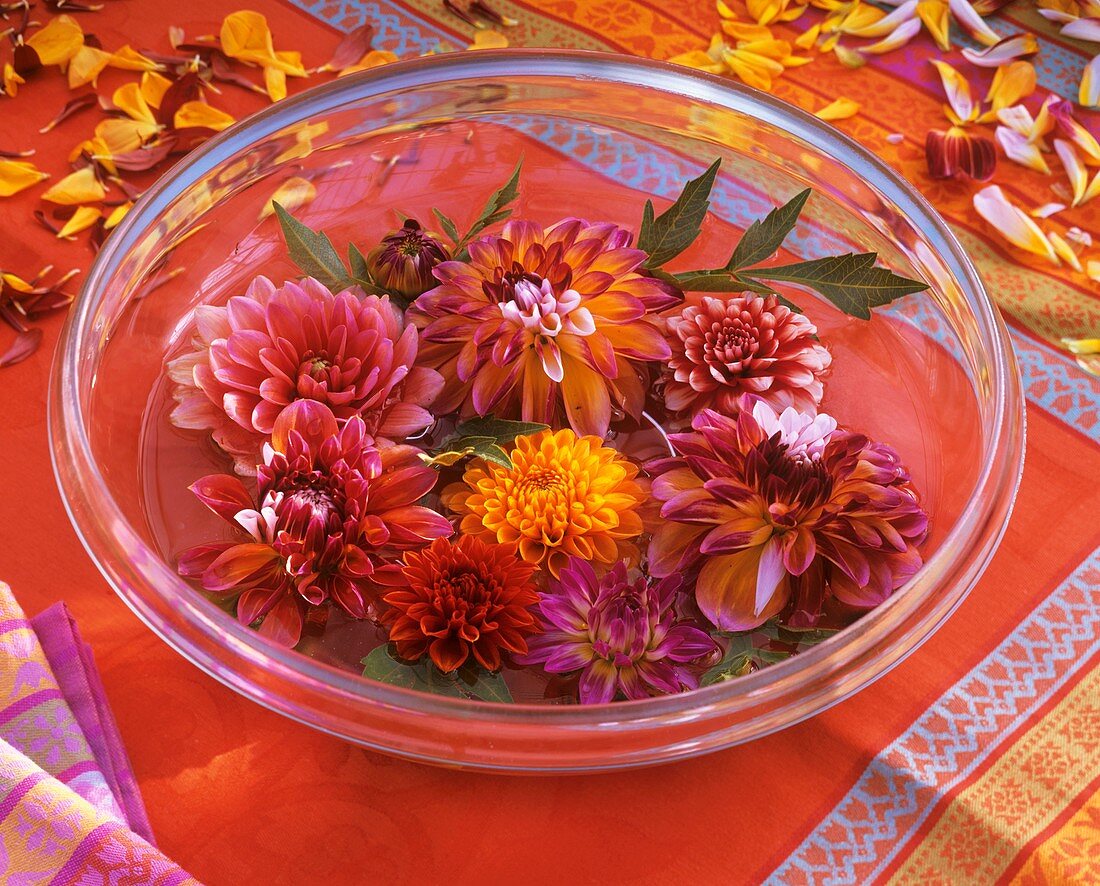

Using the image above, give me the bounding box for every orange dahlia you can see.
[375,536,539,673]
[409,218,681,437]
[443,428,647,577]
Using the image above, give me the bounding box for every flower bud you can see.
[366,218,450,298]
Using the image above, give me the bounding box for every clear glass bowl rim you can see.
[49,50,1024,735]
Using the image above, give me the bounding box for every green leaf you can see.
[454,416,550,442]
[431,207,461,246]
[672,269,773,293]
[273,202,349,290]
[744,253,929,320]
[700,634,756,686]
[420,435,516,469]
[360,647,514,702]
[348,242,371,281]
[462,670,514,703]
[639,158,721,268]
[469,441,512,468]
[726,188,810,270]
[454,158,523,251]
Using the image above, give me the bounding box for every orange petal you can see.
[668,49,727,74]
[983,61,1037,116]
[220,10,276,66]
[41,167,105,204]
[56,206,102,239]
[1082,55,1100,109]
[336,50,398,77]
[917,0,951,51]
[271,399,339,454]
[3,62,26,97]
[141,71,173,109]
[1048,231,1082,271]
[94,118,161,155]
[696,547,789,631]
[560,358,612,437]
[843,0,918,38]
[112,82,157,124]
[264,64,287,102]
[0,159,49,197]
[104,202,132,230]
[25,14,84,66]
[174,100,235,131]
[108,45,163,73]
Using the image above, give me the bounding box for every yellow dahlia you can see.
[443,429,647,577]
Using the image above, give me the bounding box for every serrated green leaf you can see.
[471,441,512,468]
[701,634,756,685]
[431,207,461,246]
[454,416,550,442]
[672,269,771,293]
[639,158,721,268]
[726,188,810,270]
[273,202,349,290]
[744,253,929,320]
[454,159,523,251]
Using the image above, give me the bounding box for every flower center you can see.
[707,319,756,363]
[500,277,596,339]
[300,351,334,379]
[519,466,567,493]
[284,486,340,523]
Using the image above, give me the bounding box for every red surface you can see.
[2,2,1099,884]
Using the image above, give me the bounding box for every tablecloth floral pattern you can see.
[0,0,1097,884]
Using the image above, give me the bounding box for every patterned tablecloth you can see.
[1,1,1098,883]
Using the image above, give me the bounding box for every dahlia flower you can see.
[520,559,718,704]
[409,218,681,437]
[375,535,540,673]
[168,275,443,474]
[647,402,928,632]
[660,294,831,424]
[177,400,452,646]
[443,428,647,577]
[366,218,451,299]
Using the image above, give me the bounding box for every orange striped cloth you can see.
[0,1,1097,884]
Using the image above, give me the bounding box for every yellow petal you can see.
[721,20,774,41]
[104,202,132,230]
[41,167,106,205]
[996,126,1051,173]
[1048,231,1083,271]
[468,30,509,50]
[174,100,236,131]
[794,23,821,50]
[337,50,399,76]
[860,17,923,53]
[108,45,163,72]
[716,0,738,18]
[112,82,157,124]
[917,0,951,51]
[25,14,84,66]
[1054,139,1090,205]
[0,159,49,197]
[259,177,315,220]
[66,45,112,89]
[725,54,776,90]
[984,61,1037,116]
[1062,337,1100,355]
[94,118,161,155]
[1081,55,1099,109]
[1,272,36,293]
[843,1,918,38]
[1089,261,1100,283]
[972,185,1058,262]
[930,59,977,123]
[834,45,867,68]
[838,2,887,33]
[815,97,860,120]
[3,62,26,97]
[220,10,277,66]
[669,49,727,74]
[141,71,173,109]
[264,65,287,102]
[747,0,784,25]
[56,206,102,240]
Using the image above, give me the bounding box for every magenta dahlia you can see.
[660,294,831,425]
[647,401,928,632]
[409,218,681,437]
[519,558,718,704]
[168,275,443,474]
[177,400,452,646]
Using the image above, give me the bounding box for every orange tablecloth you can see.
[1,1,1099,883]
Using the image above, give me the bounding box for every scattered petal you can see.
[219,10,307,75]
[1054,138,1100,205]
[930,59,978,124]
[41,166,105,204]
[948,0,1001,45]
[0,159,49,197]
[961,33,1039,67]
[1062,18,1100,42]
[996,126,1051,173]
[972,184,1058,262]
[337,49,398,76]
[56,205,102,239]
[1031,202,1066,218]
[467,30,509,50]
[815,97,860,120]
[918,0,951,51]
[174,100,236,132]
[983,61,1037,118]
[1048,231,1083,271]
[318,22,375,72]
[66,44,112,89]
[104,201,131,229]
[0,329,43,369]
[1049,98,1100,163]
[39,93,98,133]
[1081,54,1100,108]
[886,132,905,144]
[927,127,996,180]
[264,64,286,102]
[860,16,922,53]
[108,45,163,73]
[25,14,84,66]
[140,71,174,108]
[112,82,158,124]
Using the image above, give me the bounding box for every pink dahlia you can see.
[177,400,452,646]
[647,402,928,632]
[168,275,443,474]
[409,218,681,437]
[660,294,831,425]
[519,558,718,704]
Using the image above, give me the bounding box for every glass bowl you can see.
[49,50,1024,772]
